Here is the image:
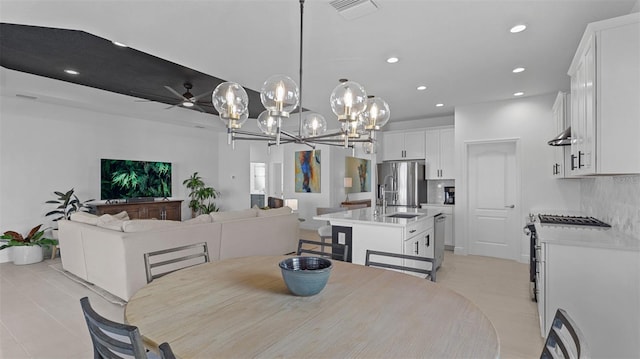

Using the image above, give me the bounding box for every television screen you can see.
[101,159,172,200]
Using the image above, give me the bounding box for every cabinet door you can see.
[381,132,406,161]
[582,37,596,173]
[438,128,455,179]
[403,234,424,278]
[551,92,567,178]
[570,56,585,175]
[425,130,440,179]
[403,131,425,159]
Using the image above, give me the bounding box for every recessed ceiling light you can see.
[435,103,444,107]
[514,92,525,97]
[64,69,79,75]
[112,41,128,48]
[417,85,427,91]
[510,24,527,33]
[182,102,194,108]
[512,67,525,73]
[386,57,399,64]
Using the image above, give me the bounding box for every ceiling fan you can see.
[163,82,211,112]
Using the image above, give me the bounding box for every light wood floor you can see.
[0,230,543,358]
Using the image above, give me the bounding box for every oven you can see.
[523,222,538,301]
[524,213,611,302]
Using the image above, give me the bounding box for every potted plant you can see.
[0,224,58,265]
[183,172,220,217]
[45,188,94,237]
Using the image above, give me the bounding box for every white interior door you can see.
[467,141,519,260]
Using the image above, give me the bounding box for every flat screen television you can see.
[100,159,172,200]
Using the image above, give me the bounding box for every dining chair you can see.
[316,207,347,251]
[144,242,210,283]
[80,296,175,359]
[297,239,349,262]
[541,308,590,359]
[365,249,436,282]
[158,342,176,359]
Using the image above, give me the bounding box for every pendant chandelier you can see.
[211,0,390,151]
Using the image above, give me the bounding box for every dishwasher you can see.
[434,214,445,269]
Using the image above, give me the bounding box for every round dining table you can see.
[125,256,499,358]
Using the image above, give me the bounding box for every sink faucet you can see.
[381,175,396,214]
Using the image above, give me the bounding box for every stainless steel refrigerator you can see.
[377,161,427,208]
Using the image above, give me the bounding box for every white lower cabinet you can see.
[542,242,640,357]
[403,226,434,275]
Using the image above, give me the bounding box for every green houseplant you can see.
[0,224,58,265]
[45,188,94,223]
[183,172,220,217]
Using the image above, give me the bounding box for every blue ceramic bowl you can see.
[279,256,333,296]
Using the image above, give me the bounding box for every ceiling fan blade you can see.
[164,85,186,100]
[192,90,212,101]
[165,103,180,110]
[192,104,206,113]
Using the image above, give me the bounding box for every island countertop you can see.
[313,206,442,227]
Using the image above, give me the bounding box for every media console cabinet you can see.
[93,200,182,221]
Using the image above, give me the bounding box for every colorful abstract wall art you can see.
[345,156,371,193]
[295,150,321,193]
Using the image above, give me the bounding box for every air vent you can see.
[330,0,378,20]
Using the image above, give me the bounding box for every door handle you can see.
[505,205,515,208]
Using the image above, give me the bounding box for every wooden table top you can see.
[125,256,500,359]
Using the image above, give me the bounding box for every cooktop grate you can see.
[538,214,611,227]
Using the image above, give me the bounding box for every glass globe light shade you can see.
[257,110,278,135]
[212,82,249,126]
[362,141,376,154]
[302,113,327,137]
[330,81,367,122]
[260,75,299,117]
[361,97,390,130]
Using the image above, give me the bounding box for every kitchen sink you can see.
[386,213,420,219]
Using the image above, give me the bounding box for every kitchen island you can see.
[314,207,443,273]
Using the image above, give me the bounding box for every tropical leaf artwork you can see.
[101,159,172,199]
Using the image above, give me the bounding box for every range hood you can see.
[547,126,572,146]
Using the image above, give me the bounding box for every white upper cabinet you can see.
[551,92,571,178]
[425,127,454,179]
[381,130,425,161]
[568,13,640,175]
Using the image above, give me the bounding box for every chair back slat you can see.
[144,242,210,283]
[80,297,148,359]
[541,308,590,359]
[297,239,348,262]
[365,249,436,282]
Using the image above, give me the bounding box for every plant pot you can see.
[13,246,43,265]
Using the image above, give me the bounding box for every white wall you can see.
[454,93,581,262]
[0,96,219,262]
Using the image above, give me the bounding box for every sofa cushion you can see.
[210,208,257,222]
[70,211,99,225]
[184,214,213,224]
[121,219,183,233]
[96,214,125,231]
[257,206,292,217]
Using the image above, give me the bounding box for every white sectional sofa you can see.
[58,207,299,301]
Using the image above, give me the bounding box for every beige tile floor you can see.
[0,230,543,358]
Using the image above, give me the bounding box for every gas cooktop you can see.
[537,214,611,228]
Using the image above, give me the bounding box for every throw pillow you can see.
[209,208,258,222]
[70,211,99,225]
[184,214,213,224]
[112,210,130,221]
[257,206,292,217]
[121,220,183,233]
[96,214,125,231]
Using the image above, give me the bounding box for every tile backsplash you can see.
[581,175,640,239]
[426,179,455,204]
